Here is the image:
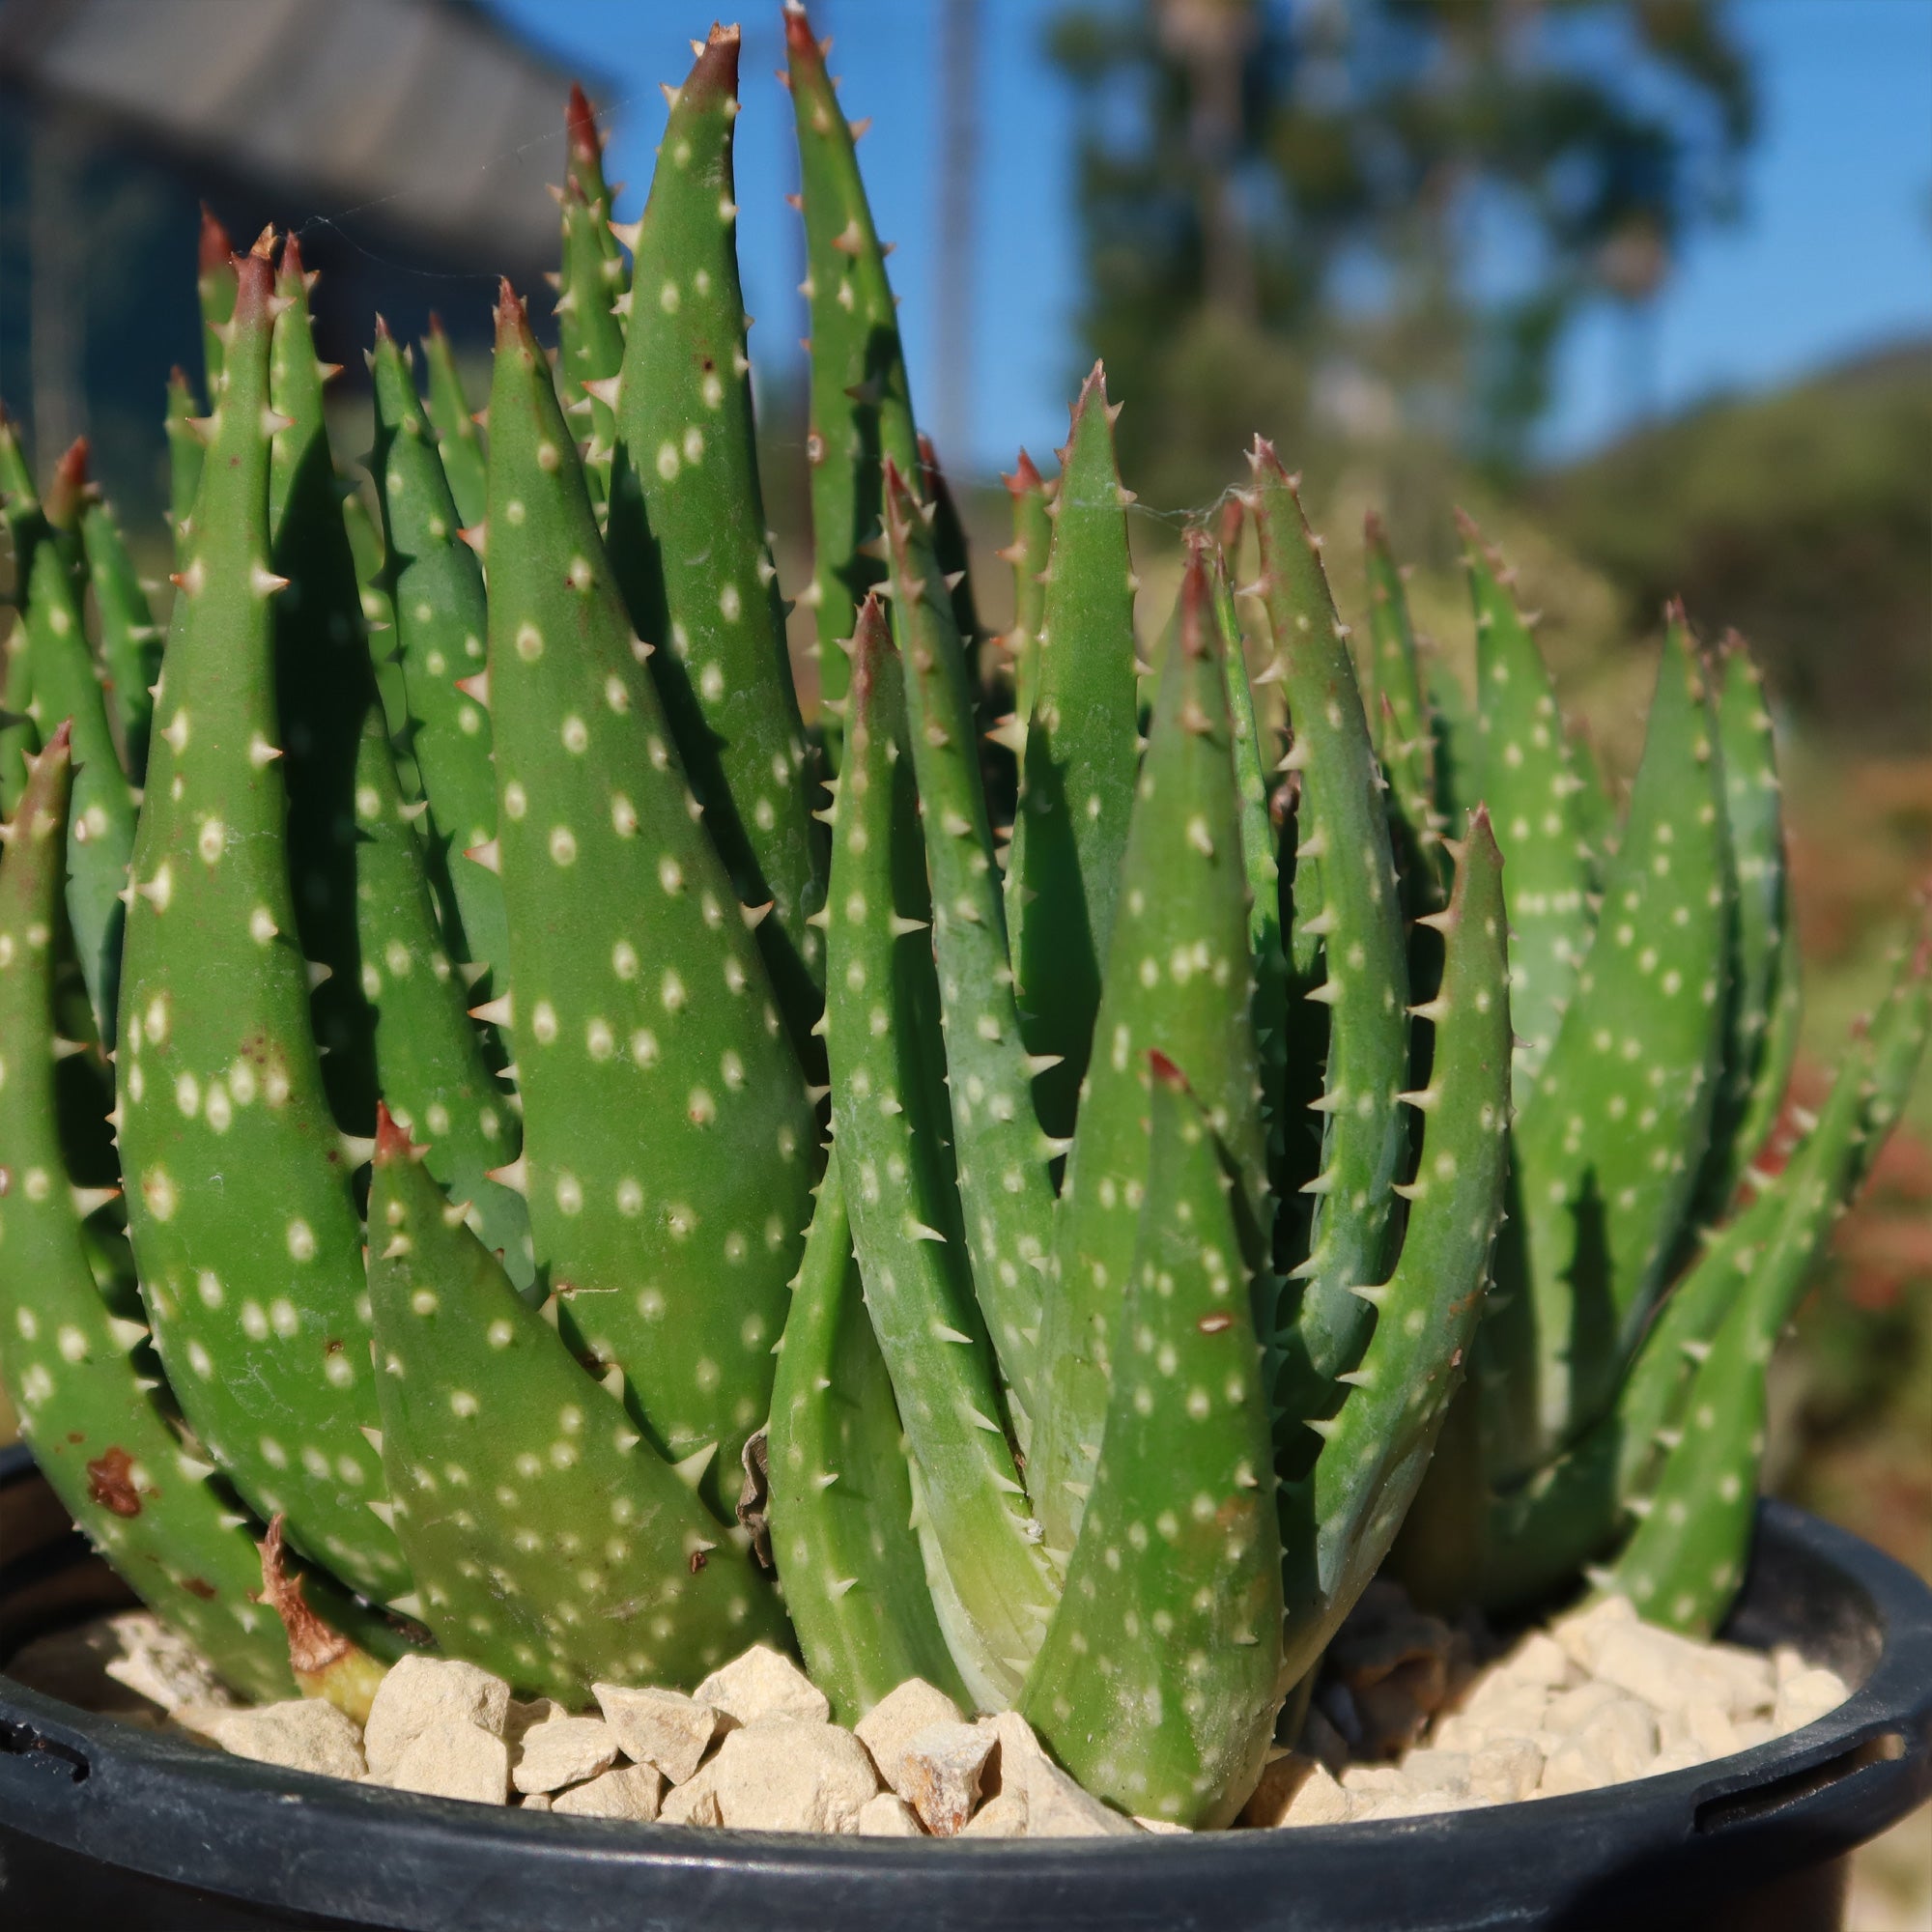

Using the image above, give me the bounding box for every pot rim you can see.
[3,1446,1929,1932]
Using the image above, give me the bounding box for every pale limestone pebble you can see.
[1339,1766,1474,1821]
[1773,1643,1811,1690]
[1775,1666,1849,1733]
[1536,1741,1613,1798]
[1468,1738,1543,1804]
[1576,1695,1659,1782]
[854,1678,966,1797]
[857,1793,926,1837]
[1548,1593,1640,1675]
[521,1792,553,1813]
[173,1699,365,1781]
[710,1718,879,1833]
[660,1755,724,1827]
[1134,1816,1194,1834]
[1241,1751,1331,1827]
[553,1764,665,1821]
[1399,1747,1471,1798]
[1431,1685,1548,1754]
[972,1709,1136,1838]
[693,1644,830,1731]
[897,1721,995,1837]
[363,1656,512,1781]
[1532,1696,1656,1799]
[1242,1753,1352,1828]
[1495,1631,1576,1691]
[958,1791,1029,1838]
[101,1611,238,1714]
[512,1715,619,1795]
[1017,1756,1138,1838]
[1590,1620,1773,1721]
[1340,1765,1412,1804]
[593,1682,720,1785]
[974,1708,1050,1804]
[1541,1678,1630,1735]
[1659,1696,1742,1762]
[1732,1718,1779,1749]
[385,1719,510,1805]
[504,1697,566,1747]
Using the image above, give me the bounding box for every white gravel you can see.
[19,1600,1851,1835]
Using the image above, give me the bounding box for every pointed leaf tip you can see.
[373,1101,415,1166]
[565,80,602,162]
[198,203,235,274]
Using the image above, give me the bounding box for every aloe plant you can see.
[0,5,1921,1837]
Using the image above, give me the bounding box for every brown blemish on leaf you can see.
[182,1577,217,1601]
[86,1446,143,1518]
[258,1515,352,1675]
[1197,1312,1235,1335]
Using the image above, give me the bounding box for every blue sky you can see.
[491,0,1932,475]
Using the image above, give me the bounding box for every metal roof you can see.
[0,0,593,270]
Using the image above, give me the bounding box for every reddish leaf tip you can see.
[566,80,602,163]
[197,204,235,276]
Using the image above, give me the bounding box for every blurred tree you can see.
[1048,0,1754,506]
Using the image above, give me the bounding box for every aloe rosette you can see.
[0,4,1921,1837]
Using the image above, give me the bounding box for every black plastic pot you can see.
[3,1443,1928,1932]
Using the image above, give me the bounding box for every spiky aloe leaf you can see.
[1,620,36,819]
[367,325,506,990]
[1695,639,1797,1214]
[117,243,410,1605]
[767,1153,968,1722]
[1457,512,1594,1102]
[1280,813,1510,1680]
[1021,1052,1283,1830]
[1037,548,1266,1566]
[1,412,43,815]
[484,283,812,1521]
[882,461,1055,1416]
[81,496,164,785]
[998,449,1053,741]
[1363,511,1448,911]
[0,727,298,1704]
[340,484,419,801]
[607,27,822,1046]
[196,207,236,400]
[1006,367,1141,1139]
[366,1107,787,1701]
[917,434,982,656]
[1208,524,1289,1206]
[420,316,489,533]
[164,366,204,562]
[1605,923,1929,1634]
[1247,447,1408,1468]
[782,1,919,767]
[350,706,529,1293]
[17,526,135,1050]
[1500,614,1729,1469]
[1462,918,1923,1613]
[556,183,626,505]
[564,81,625,259]
[824,595,1055,1710]
[269,234,380,1128]
[1427,651,1479,834]
[43,438,93,601]
[557,83,630,507]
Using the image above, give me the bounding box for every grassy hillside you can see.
[1538,340,1932,749]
